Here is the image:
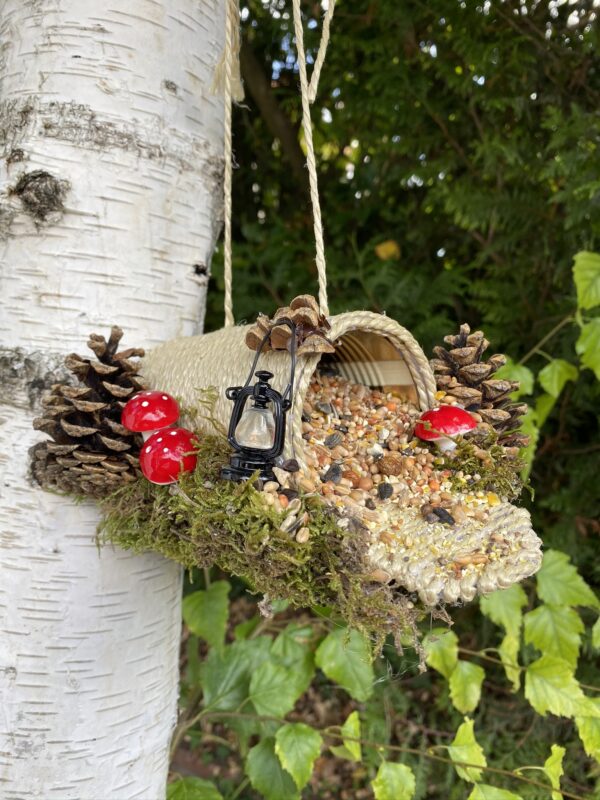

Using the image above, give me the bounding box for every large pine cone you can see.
[431,323,529,453]
[31,327,146,498]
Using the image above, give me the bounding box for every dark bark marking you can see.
[0,348,70,411]
[9,170,70,222]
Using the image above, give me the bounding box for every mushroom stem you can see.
[435,436,457,452]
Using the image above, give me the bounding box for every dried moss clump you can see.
[446,430,527,500]
[99,434,424,650]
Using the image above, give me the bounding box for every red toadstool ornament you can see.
[122,390,180,440]
[414,406,477,452]
[122,390,198,484]
[139,428,198,485]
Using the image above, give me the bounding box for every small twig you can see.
[519,315,574,365]
[227,776,250,800]
[203,567,212,589]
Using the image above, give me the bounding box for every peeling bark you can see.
[0,2,224,797]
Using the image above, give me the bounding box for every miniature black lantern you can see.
[222,320,296,482]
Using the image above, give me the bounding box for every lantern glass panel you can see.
[234,405,276,449]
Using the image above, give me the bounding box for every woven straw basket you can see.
[142,311,542,606]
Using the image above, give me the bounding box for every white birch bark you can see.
[0,2,224,797]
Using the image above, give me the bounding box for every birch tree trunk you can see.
[0,2,224,797]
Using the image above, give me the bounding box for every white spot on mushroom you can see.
[162,395,168,400]
[145,446,151,453]
[163,447,169,453]
[170,430,177,435]
[157,437,163,443]
[142,400,149,407]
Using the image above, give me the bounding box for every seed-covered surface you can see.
[276,373,541,606]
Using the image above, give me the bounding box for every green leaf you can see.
[448,718,487,783]
[576,698,600,764]
[275,723,322,790]
[535,393,556,427]
[200,638,270,712]
[573,250,600,309]
[494,359,534,397]
[543,744,565,800]
[467,785,523,800]
[524,655,600,718]
[576,319,600,380]
[200,646,249,712]
[167,778,223,800]
[423,628,459,679]
[536,550,598,608]
[372,762,416,800]
[249,660,307,717]
[538,359,578,398]
[330,710,362,761]
[182,581,230,652]
[480,585,528,638]
[449,661,485,714]
[271,624,316,695]
[315,628,374,701]
[246,738,299,800]
[498,633,521,692]
[592,617,600,650]
[524,604,583,667]
[234,616,260,640]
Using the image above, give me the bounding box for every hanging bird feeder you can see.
[140,303,541,608]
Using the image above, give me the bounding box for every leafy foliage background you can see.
[171,1,600,797]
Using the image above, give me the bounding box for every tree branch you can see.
[240,39,308,188]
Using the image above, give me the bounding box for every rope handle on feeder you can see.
[219,0,335,327]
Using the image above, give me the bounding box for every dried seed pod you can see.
[324,432,343,448]
[379,453,404,476]
[432,507,455,526]
[296,527,310,543]
[323,464,343,483]
[377,482,393,500]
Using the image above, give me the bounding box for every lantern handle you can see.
[240,320,296,409]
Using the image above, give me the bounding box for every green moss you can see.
[444,431,526,500]
[99,434,422,650]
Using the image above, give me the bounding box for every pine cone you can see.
[31,327,146,498]
[245,294,334,355]
[431,323,529,451]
